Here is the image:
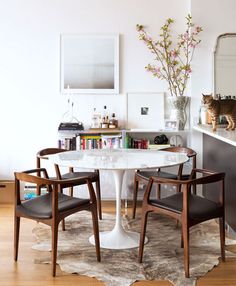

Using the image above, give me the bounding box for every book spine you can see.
[76,135,81,150]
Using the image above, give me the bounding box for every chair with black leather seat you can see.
[132,146,197,219]
[14,168,100,277]
[36,148,102,220]
[138,168,225,278]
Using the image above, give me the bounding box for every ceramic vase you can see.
[168,96,190,130]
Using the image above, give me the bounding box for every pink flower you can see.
[183,32,189,40]
[137,15,202,97]
[171,50,178,58]
[195,26,202,33]
[190,43,196,48]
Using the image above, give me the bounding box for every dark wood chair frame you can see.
[36,148,102,220]
[132,146,197,219]
[138,168,225,278]
[14,168,101,277]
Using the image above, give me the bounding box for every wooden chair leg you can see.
[51,223,59,277]
[175,184,181,228]
[176,184,182,193]
[219,217,225,262]
[182,224,190,278]
[192,184,197,195]
[59,186,66,231]
[181,229,184,248]
[132,176,139,219]
[156,184,161,199]
[14,216,20,261]
[61,219,65,231]
[95,180,102,220]
[69,186,73,197]
[91,206,101,262]
[138,210,149,263]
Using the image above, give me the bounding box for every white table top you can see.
[193,124,236,147]
[48,148,188,170]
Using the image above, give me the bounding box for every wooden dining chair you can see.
[138,168,225,278]
[14,168,101,277]
[132,146,197,219]
[36,148,102,220]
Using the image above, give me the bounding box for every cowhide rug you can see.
[32,211,236,286]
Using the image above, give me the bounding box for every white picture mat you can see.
[60,34,119,94]
[126,92,165,130]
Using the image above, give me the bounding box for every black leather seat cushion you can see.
[137,171,191,181]
[150,193,223,220]
[61,172,98,184]
[16,193,90,219]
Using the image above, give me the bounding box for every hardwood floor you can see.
[1,202,236,286]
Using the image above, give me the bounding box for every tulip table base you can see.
[89,169,147,249]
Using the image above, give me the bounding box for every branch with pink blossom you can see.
[137,14,202,97]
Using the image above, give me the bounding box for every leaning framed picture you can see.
[164,119,179,131]
[126,92,165,130]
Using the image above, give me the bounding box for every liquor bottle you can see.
[101,106,109,128]
[109,113,118,128]
[91,108,100,128]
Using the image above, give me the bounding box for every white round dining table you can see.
[48,148,188,250]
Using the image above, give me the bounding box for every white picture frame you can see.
[164,119,179,131]
[60,34,119,94]
[126,92,165,130]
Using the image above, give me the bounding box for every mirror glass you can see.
[214,33,236,98]
[61,34,119,94]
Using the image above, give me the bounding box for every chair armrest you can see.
[15,168,49,179]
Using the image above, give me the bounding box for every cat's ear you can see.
[202,93,206,97]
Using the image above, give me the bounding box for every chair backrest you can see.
[36,148,67,167]
[36,148,68,194]
[15,168,95,207]
[147,168,225,206]
[162,146,197,167]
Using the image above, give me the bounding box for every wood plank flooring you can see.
[1,202,236,286]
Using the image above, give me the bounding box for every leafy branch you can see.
[136,14,202,97]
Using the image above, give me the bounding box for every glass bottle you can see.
[69,101,79,123]
[101,106,109,128]
[91,108,100,128]
[199,105,208,125]
[61,98,71,123]
[109,113,118,128]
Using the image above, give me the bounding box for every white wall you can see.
[2,0,235,198]
[0,0,188,181]
[190,0,236,168]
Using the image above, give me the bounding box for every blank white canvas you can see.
[127,92,165,130]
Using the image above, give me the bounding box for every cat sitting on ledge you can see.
[202,94,236,132]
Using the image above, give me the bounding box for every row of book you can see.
[58,134,123,150]
[125,137,171,150]
[125,137,149,149]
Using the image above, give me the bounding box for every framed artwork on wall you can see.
[126,92,165,130]
[60,34,119,94]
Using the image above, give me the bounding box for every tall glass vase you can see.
[168,96,190,130]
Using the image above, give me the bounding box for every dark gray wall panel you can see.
[203,133,236,231]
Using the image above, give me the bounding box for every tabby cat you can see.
[202,94,236,132]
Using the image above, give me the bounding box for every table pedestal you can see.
[89,169,147,249]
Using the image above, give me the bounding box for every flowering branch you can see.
[137,14,202,97]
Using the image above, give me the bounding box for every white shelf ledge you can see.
[127,129,189,133]
[193,124,236,147]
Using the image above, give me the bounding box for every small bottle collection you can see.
[91,105,118,129]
